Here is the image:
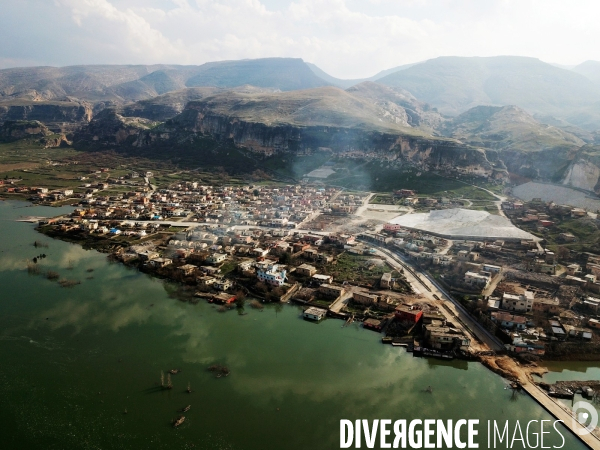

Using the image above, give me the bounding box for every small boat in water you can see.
[173,415,186,428]
[181,405,191,413]
[169,369,181,375]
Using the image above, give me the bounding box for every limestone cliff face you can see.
[562,159,600,191]
[0,119,70,147]
[558,147,600,194]
[157,106,497,173]
[0,102,92,132]
[0,120,50,140]
[73,109,157,147]
[74,102,499,179]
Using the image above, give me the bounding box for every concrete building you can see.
[138,250,159,261]
[380,273,393,289]
[394,305,423,323]
[352,291,378,306]
[319,284,345,298]
[501,291,534,313]
[178,264,198,276]
[482,264,502,274]
[148,257,172,268]
[303,307,327,321]
[363,318,383,331]
[424,325,471,350]
[491,312,527,330]
[206,253,227,265]
[214,279,232,291]
[312,274,333,285]
[257,264,287,287]
[532,298,561,315]
[464,271,491,288]
[296,264,317,277]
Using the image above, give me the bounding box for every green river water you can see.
[0,200,591,449]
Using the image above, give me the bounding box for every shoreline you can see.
[28,214,600,448]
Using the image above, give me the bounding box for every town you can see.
[8,164,600,443]
[8,169,599,371]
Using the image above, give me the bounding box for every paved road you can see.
[367,242,504,352]
[522,382,600,449]
[453,179,508,217]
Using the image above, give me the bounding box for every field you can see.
[322,159,498,199]
[543,217,600,252]
[0,139,272,192]
[323,253,398,286]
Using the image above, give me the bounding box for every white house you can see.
[303,307,327,321]
[501,291,534,313]
[257,264,287,286]
[464,271,491,288]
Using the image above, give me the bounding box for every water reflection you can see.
[0,201,589,450]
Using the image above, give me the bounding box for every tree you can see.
[557,246,570,262]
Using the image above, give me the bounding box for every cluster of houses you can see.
[2,167,152,203]
[502,198,589,234]
[8,175,367,227]
[485,287,598,356]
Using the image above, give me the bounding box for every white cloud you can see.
[2,0,600,77]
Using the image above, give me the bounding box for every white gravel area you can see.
[388,208,537,240]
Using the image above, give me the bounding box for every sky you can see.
[1,0,600,78]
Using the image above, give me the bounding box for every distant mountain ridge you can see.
[305,62,416,89]
[6,55,600,188]
[375,56,600,127]
[0,58,328,105]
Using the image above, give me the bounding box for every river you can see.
[0,200,590,449]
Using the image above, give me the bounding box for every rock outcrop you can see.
[73,108,158,147]
[0,120,50,141]
[0,101,92,132]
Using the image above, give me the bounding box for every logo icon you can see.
[572,401,598,435]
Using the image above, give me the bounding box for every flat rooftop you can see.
[388,208,537,241]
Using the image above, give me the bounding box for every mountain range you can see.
[5,56,600,190]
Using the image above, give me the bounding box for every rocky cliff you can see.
[0,120,51,141]
[0,119,70,147]
[73,109,158,147]
[0,101,92,132]
[74,99,500,181]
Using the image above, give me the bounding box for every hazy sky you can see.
[2,0,600,78]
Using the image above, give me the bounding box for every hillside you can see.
[177,86,423,133]
[447,105,584,151]
[376,56,600,124]
[121,87,222,121]
[185,58,326,91]
[573,61,600,86]
[0,99,92,132]
[346,82,445,132]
